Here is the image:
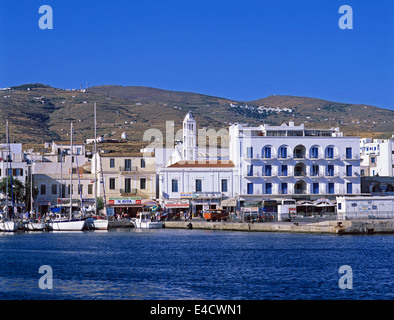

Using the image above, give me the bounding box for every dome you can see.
[184,111,194,121]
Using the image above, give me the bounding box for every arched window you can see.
[278,145,288,159]
[293,145,306,159]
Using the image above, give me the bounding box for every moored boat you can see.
[0,220,19,232]
[134,212,162,229]
[46,213,85,231]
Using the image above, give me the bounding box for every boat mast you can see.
[6,119,15,219]
[69,122,73,220]
[94,102,98,215]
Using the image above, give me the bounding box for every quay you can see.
[162,219,394,235]
[108,219,134,228]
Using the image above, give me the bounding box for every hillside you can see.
[0,84,393,150]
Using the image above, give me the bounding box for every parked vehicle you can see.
[203,209,229,222]
[158,212,180,221]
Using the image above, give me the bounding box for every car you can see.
[203,209,229,222]
[158,212,180,221]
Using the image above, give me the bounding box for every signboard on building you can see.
[164,199,190,208]
[192,192,222,199]
[108,197,141,205]
[180,192,192,198]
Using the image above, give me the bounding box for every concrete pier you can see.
[163,219,394,234]
[108,219,134,228]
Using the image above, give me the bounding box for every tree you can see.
[96,197,104,214]
[0,176,25,204]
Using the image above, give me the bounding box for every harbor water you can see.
[0,229,393,300]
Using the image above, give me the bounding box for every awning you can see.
[221,198,237,207]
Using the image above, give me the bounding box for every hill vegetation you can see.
[1,84,393,151]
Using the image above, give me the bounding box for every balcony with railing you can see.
[119,166,138,173]
[120,188,138,195]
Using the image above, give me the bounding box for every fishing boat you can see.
[134,212,162,229]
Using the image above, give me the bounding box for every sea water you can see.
[0,229,392,300]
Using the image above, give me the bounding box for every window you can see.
[338,203,342,210]
[265,183,272,194]
[326,147,334,159]
[246,147,253,159]
[327,165,334,176]
[346,165,352,177]
[40,184,46,195]
[371,157,375,163]
[51,184,57,195]
[346,147,352,159]
[140,158,146,168]
[61,184,66,197]
[279,146,287,159]
[281,183,288,194]
[221,179,228,192]
[327,182,335,194]
[312,183,319,194]
[247,183,253,195]
[347,182,353,194]
[88,184,93,195]
[110,158,115,168]
[109,178,116,190]
[195,179,202,192]
[310,147,319,159]
[280,165,288,176]
[14,169,23,176]
[311,165,319,176]
[263,146,271,159]
[78,185,83,195]
[125,159,131,170]
[265,165,272,176]
[247,165,253,176]
[125,178,131,193]
[140,178,146,190]
[172,179,178,193]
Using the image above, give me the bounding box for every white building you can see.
[32,141,94,214]
[360,137,394,177]
[229,121,361,202]
[336,196,394,220]
[0,143,28,187]
[159,160,236,213]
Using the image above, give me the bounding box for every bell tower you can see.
[182,112,197,161]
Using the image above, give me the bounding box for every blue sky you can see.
[1,0,393,109]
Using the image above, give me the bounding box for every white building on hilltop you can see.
[229,121,361,202]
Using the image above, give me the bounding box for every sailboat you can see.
[90,102,108,230]
[46,123,85,231]
[0,119,19,232]
[23,163,46,231]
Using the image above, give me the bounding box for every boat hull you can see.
[0,220,19,232]
[134,221,162,229]
[47,220,85,231]
[93,219,108,230]
[25,222,46,231]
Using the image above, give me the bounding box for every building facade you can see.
[360,137,394,177]
[92,151,157,216]
[229,122,361,202]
